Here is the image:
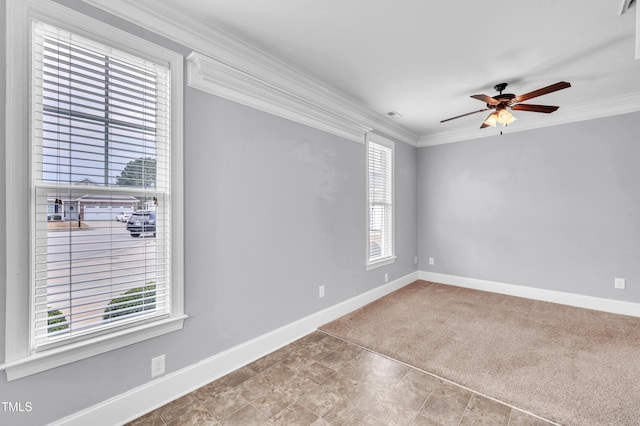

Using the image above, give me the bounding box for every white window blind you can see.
[31,21,172,351]
[367,135,394,263]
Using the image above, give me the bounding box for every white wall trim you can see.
[49,271,419,426]
[418,91,640,146]
[419,271,640,318]
[80,0,419,147]
[3,316,187,381]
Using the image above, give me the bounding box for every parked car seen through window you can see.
[126,211,156,237]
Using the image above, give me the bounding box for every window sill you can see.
[366,256,397,271]
[2,315,187,381]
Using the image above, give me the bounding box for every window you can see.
[366,133,395,268]
[3,0,184,380]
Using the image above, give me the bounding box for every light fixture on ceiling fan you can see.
[483,104,516,128]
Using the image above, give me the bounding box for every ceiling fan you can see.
[440,81,571,129]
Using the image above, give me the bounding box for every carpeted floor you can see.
[320,280,640,426]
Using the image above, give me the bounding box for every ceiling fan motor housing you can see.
[489,83,515,108]
[489,93,515,108]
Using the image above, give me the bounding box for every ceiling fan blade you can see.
[511,104,559,113]
[440,108,490,123]
[515,81,571,103]
[470,94,500,105]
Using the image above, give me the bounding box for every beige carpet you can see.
[320,280,640,426]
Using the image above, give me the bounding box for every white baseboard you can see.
[50,271,419,426]
[419,271,640,318]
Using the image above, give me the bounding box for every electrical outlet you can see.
[429,257,435,265]
[614,278,626,290]
[151,354,165,378]
[384,273,389,283]
[414,256,418,264]
[319,285,325,298]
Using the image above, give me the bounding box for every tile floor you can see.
[127,331,555,426]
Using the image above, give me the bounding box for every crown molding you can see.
[80,0,419,146]
[187,52,367,143]
[418,91,640,147]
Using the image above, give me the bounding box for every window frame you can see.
[3,0,185,381]
[365,133,396,270]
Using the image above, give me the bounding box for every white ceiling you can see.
[153,0,640,144]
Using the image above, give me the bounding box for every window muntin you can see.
[31,21,172,351]
[367,135,394,265]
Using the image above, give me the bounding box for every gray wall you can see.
[183,91,418,354]
[0,3,417,424]
[418,111,640,303]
